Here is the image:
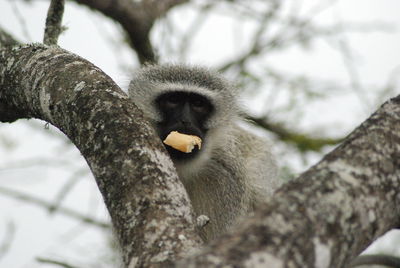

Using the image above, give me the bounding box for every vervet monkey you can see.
[128,64,281,241]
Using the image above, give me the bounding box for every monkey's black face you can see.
[155,91,214,161]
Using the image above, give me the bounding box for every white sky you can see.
[0,0,400,267]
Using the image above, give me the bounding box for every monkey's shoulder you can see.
[225,126,275,165]
[229,125,281,195]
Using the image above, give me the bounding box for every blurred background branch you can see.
[0,186,110,229]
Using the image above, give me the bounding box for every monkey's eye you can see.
[164,96,181,109]
[191,99,209,114]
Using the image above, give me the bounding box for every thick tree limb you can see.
[0,43,201,267]
[179,96,400,267]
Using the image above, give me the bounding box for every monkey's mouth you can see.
[166,143,200,160]
[160,127,204,161]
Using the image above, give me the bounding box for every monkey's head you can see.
[128,64,239,163]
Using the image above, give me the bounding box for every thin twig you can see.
[43,0,65,45]
[0,186,110,229]
[36,257,80,268]
[8,0,32,41]
[248,115,343,152]
[0,27,19,49]
[0,221,15,261]
[49,168,88,214]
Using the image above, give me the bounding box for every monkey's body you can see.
[128,64,400,267]
[129,64,281,241]
[180,125,279,241]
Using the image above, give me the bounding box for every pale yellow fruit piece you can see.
[163,131,202,153]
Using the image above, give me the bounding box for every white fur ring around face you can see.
[163,131,202,153]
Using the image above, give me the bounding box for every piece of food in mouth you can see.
[163,131,202,153]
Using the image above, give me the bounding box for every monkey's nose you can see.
[181,119,192,127]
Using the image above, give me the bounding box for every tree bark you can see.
[43,0,65,45]
[0,43,201,267]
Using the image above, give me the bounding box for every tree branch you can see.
[348,254,400,267]
[0,221,15,261]
[0,27,19,49]
[43,0,65,45]
[248,115,343,152]
[73,0,189,64]
[36,257,80,268]
[0,43,201,266]
[0,186,110,229]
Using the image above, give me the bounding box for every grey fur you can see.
[129,64,281,241]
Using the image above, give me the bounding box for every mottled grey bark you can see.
[179,96,400,267]
[0,43,201,267]
[43,0,65,45]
